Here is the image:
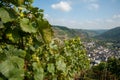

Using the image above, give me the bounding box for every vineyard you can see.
[0,0,89,80]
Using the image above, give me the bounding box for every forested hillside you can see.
[52,25,107,39]
[96,27,120,41]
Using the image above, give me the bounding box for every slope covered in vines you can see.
[0,0,89,80]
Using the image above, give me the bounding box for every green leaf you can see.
[17,0,25,6]
[32,62,44,80]
[0,56,24,80]
[0,77,4,80]
[13,49,26,58]
[47,63,55,74]
[0,8,17,23]
[6,0,25,6]
[20,18,37,33]
[38,20,53,43]
[56,58,66,72]
[0,21,4,28]
[29,0,34,3]
[3,45,26,58]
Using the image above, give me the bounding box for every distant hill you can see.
[95,27,120,41]
[74,29,107,38]
[52,25,107,39]
[52,25,76,39]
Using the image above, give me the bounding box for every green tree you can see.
[107,57,120,79]
[85,58,120,80]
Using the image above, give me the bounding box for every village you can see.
[83,41,120,66]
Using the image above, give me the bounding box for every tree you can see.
[85,58,120,80]
[107,57,120,79]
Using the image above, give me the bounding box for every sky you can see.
[33,0,120,29]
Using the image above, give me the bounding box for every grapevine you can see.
[0,0,89,80]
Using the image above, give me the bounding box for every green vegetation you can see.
[96,27,120,41]
[53,25,120,42]
[1,0,119,80]
[52,25,107,40]
[84,57,120,80]
[0,0,89,80]
[52,25,76,39]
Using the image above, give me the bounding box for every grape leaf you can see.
[38,20,53,43]
[0,8,17,23]
[47,63,55,74]
[20,18,37,33]
[56,58,66,72]
[32,62,44,80]
[0,56,24,80]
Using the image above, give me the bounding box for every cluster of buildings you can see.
[83,41,120,66]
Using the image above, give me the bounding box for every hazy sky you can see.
[33,0,120,29]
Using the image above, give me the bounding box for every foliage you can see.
[96,27,120,41]
[107,57,120,79]
[0,0,89,80]
[84,57,120,80]
[52,25,105,40]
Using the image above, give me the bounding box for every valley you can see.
[52,25,120,65]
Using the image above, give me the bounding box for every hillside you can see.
[74,29,107,38]
[52,25,77,39]
[52,25,107,39]
[95,27,120,41]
